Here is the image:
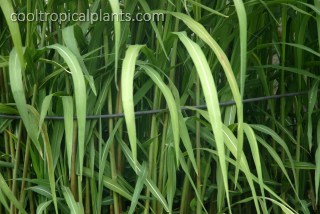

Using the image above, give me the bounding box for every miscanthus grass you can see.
[0,0,319,213]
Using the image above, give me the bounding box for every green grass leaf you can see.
[0,104,18,114]
[121,45,144,170]
[128,162,148,214]
[108,0,121,86]
[0,173,27,214]
[0,0,24,66]
[243,123,266,211]
[9,49,42,158]
[62,186,84,214]
[62,26,97,95]
[308,80,319,151]
[48,44,87,179]
[36,200,52,214]
[174,31,230,210]
[233,0,247,184]
[251,124,297,186]
[119,138,170,212]
[39,94,53,136]
[187,107,261,213]
[138,0,168,58]
[316,119,320,203]
[166,11,244,187]
[27,185,52,198]
[28,105,58,213]
[0,188,11,212]
[138,64,180,164]
[62,96,74,176]
[249,65,320,79]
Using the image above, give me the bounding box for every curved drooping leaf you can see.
[121,45,144,170]
[174,32,230,210]
[9,49,42,158]
[48,44,87,179]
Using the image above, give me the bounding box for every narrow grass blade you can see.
[62,26,97,95]
[62,186,84,214]
[27,186,52,198]
[121,45,144,170]
[178,150,208,213]
[36,200,52,214]
[119,138,170,212]
[133,79,153,105]
[28,106,58,213]
[166,75,198,174]
[48,44,87,178]
[251,124,297,185]
[255,136,296,194]
[83,167,133,201]
[263,197,296,214]
[101,177,132,201]
[314,0,320,204]
[249,65,320,80]
[166,13,242,101]
[250,42,320,58]
[62,96,74,176]
[108,0,121,86]
[39,94,53,136]
[9,49,42,158]
[138,0,168,58]
[166,12,242,115]
[166,145,176,212]
[99,119,122,185]
[128,162,148,214]
[0,0,24,65]
[0,189,10,212]
[167,11,244,186]
[186,0,228,17]
[178,113,198,174]
[139,64,180,163]
[316,119,320,203]
[0,56,9,68]
[258,0,281,25]
[0,173,27,214]
[308,80,319,151]
[187,107,261,213]
[233,0,247,98]
[243,123,266,211]
[0,104,18,114]
[174,32,230,210]
[313,0,320,50]
[233,0,247,183]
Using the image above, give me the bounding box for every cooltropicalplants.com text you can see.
[10,9,165,24]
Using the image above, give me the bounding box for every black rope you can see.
[0,90,312,120]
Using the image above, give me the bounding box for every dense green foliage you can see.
[0,0,320,213]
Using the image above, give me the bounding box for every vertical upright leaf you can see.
[308,80,319,151]
[315,120,320,203]
[108,0,121,86]
[0,0,24,65]
[62,96,74,176]
[233,0,247,183]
